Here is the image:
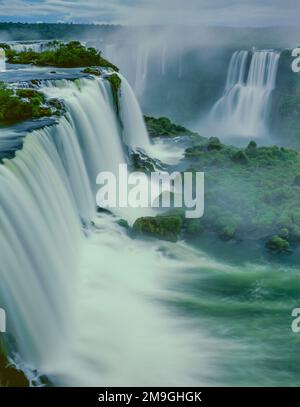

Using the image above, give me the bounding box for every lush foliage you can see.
[185,137,300,248]
[106,74,122,113]
[0,83,52,124]
[133,214,183,242]
[0,341,28,387]
[82,67,102,76]
[266,235,290,252]
[134,117,300,251]
[0,42,10,50]
[144,116,201,138]
[6,41,119,70]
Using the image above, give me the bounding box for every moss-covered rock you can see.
[133,214,183,242]
[130,151,158,173]
[82,67,102,76]
[106,74,121,114]
[16,88,45,102]
[0,347,29,387]
[144,115,202,139]
[266,235,290,252]
[0,82,53,125]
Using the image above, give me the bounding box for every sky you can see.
[0,0,299,26]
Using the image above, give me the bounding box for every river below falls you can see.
[169,236,300,386]
[19,215,300,387]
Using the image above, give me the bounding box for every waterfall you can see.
[134,46,150,98]
[119,74,152,152]
[6,40,83,53]
[7,41,51,53]
[209,49,280,139]
[0,75,213,386]
[161,44,167,76]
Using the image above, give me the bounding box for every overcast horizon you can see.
[0,0,298,27]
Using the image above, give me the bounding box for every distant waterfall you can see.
[7,40,85,53]
[7,41,53,53]
[0,76,210,386]
[209,49,280,139]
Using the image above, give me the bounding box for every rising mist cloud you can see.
[0,0,298,26]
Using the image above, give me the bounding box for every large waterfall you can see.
[209,49,280,139]
[0,75,214,386]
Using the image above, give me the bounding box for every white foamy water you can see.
[208,49,280,139]
[0,76,219,386]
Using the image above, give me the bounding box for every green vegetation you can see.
[132,210,207,243]
[0,42,10,51]
[133,214,183,242]
[266,235,290,252]
[116,219,129,229]
[184,218,204,236]
[6,41,119,70]
[106,74,122,113]
[130,151,158,173]
[185,137,300,249]
[144,116,202,139]
[82,67,102,76]
[0,341,28,387]
[0,82,53,124]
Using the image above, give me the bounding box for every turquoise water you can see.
[170,239,300,386]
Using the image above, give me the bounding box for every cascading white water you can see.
[209,49,280,139]
[118,73,183,165]
[6,40,85,53]
[0,75,217,386]
[42,78,127,184]
[118,73,152,152]
[0,132,82,367]
[161,44,167,76]
[224,51,249,91]
[7,41,53,53]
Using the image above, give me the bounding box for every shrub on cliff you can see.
[106,74,122,113]
[266,235,290,252]
[133,215,183,242]
[144,116,201,139]
[0,82,53,124]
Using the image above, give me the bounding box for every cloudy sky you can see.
[0,0,298,26]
